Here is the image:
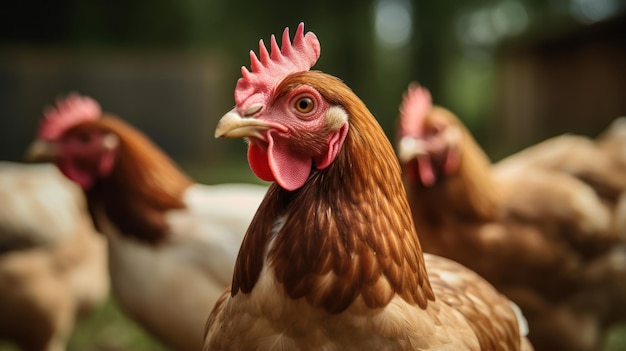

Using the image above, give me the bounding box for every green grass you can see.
[66,296,168,351]
[0,296,168,351]
[606,324,626,351]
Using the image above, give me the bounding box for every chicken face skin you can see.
[217,82,348,191]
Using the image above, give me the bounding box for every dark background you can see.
[1,0,625,170]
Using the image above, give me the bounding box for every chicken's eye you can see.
[76,132,92,144]
[294,97,315,114]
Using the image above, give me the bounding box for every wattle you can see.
[248,143,275,183]
[59,160,94,190]
[247,133,312,191]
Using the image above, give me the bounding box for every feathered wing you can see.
[494,117,626,239]
[424,254,531,351]
[494,134,626,205]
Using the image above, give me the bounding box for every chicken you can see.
[0,161,109,351]
[493,119,626,231]
[203,23,532,351]
[396,83,626,351]
[26,94,267,351]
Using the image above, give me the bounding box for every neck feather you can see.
[86,116,193,244]
[232,73,434,313]
[408,126,500,228]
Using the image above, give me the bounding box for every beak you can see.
[25,140,60,162]
[214,108,285,140]
[397,136,427,164]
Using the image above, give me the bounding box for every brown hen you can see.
[397,83,626,351]
[204,23,532,351]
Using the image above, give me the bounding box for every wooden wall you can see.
[491,14,626,158]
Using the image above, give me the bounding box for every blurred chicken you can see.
[596,117,626,235]
[26,94,267,351]
[396,83,626,351]
[204,23,532,351]
[0,161,109,351]
[494,118,626,232]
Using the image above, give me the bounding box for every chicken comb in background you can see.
[397,83,461,187]
[38,93,101,140]
[399,82,432,138]
[235,22,320,111]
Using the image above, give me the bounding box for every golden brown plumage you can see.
[397,83,625,351]
[204,24,531,351]
[230,74,434,313]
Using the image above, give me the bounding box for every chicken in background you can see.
[0,161,109,351]
[490,115,626,348]
[204,23,532,351]
[596,117,626,235]
[26,94,267,351]
[493,117,626,234]
[396,83,626,351]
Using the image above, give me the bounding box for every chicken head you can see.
[26,94,119,189]
[215,23,348,191]
[397,83,463,187]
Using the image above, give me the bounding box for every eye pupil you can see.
[295,97,314,114]
[77,132,91,143]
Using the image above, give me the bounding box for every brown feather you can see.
[425,254,524,350]
[77,116,193,243]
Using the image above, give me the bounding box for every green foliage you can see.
[606,324,626,351]
[66,297,169,351]
[0,296,168,351]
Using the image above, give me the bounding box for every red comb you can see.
[234,22,321,111]
[37,93,101,140]
[399,83,432,137]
